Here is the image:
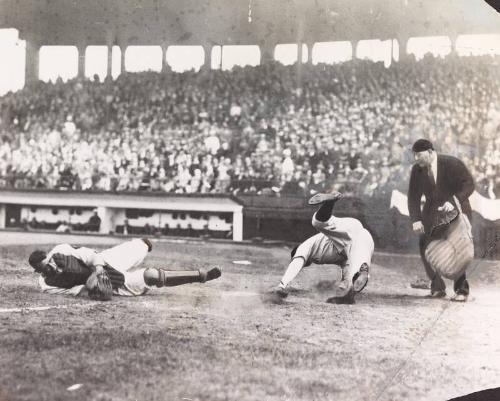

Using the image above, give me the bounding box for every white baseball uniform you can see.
[39,238,151,297]
[293,213,374,282]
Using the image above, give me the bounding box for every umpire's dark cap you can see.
[29,250,47,268]
[412,139,434,153]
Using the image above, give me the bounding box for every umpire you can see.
[408,139,474,302]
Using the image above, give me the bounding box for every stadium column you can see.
[120,45,126,75]
[352,40,359,60]
[306,42,313,64]
[161,45,168,72]
[203,44,212,70]
[296,40,304,88]
[397,36,409,61]
[260,42,274,64]
[450,34,459,55]
[24,39,40,85]
[107,45,113,78]
[77,45,86,78]
[297,40,303,64]
[105,29,115,79]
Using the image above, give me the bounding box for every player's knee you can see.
[143,267,163,287]
[292,243,310,261]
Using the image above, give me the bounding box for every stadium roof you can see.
[0,0,499,46]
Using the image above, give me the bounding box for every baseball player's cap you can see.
[412,139,434,152]
[28,250,47,269]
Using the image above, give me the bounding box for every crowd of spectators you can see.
[0,53,499,199]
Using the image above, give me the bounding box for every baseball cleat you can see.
[352,263,369,293]
[451,293,468,302]
[200,266,222,282]
[308,192,343,206]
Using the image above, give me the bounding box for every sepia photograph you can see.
[0,0,499,400]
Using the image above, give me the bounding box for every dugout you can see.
[0,189,244,241]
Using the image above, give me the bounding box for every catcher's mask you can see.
[28,250,47,271]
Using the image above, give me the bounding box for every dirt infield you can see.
[1,232,500,401]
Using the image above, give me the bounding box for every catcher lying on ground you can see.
[28,238,221,300]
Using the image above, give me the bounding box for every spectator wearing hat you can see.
[407,138,474,301]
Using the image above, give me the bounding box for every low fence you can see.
[238,193,500,259]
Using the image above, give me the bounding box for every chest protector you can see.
[425,197,474,280]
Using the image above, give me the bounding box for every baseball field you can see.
[1,231,499,401]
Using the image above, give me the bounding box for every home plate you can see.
[67,384,84,391]
[233,260,252,265]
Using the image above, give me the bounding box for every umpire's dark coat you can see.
[408,154,474,235]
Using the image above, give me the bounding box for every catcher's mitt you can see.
[86,271,113,301]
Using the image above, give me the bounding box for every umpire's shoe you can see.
[452,293,468,302]
[428,290,446,299]
[308,192,343,206]
[200,266,222,283]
